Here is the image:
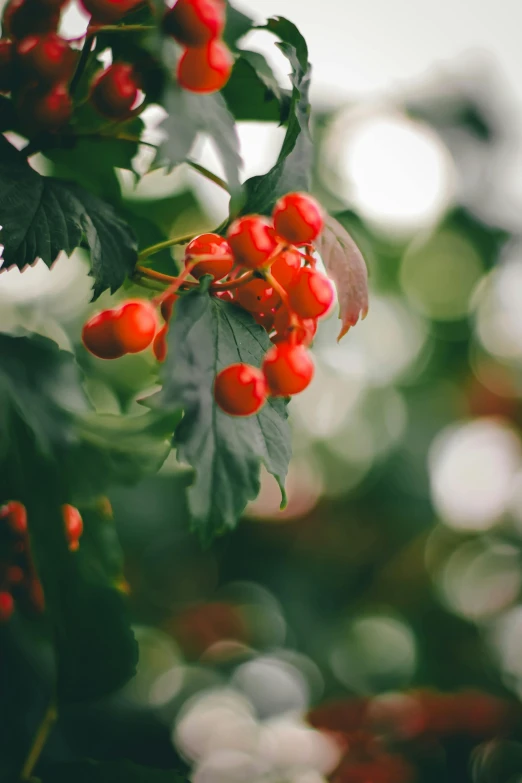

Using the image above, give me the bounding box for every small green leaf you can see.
[157,85,242,198]
[155,288,291,543]
[222,51,290,122]
[223,1,254,50]
[0,138,137,299]
[240,17,313,216]
[41,759,187,783]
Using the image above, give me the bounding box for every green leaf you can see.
[0,138,137,299]
[240,17,313,215]
[157,85,242,199]
[223,0,254,50]
[154,287,291,543]
[41,759,187,783]
[222,51,290,122]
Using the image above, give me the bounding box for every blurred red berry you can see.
[185,233,234,280]
[113,300,158,354]
[177,39,233,94]
[273,192,324,245]
[288,266,334,319]
[17,33,75,84]
[82,309,126,360]
[262,342,314,396]
[227,216,278,269]
[214,363,267,416]
[90,63,139,119]
[163,0,225,46]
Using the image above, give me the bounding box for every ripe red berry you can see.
[262,342,314,396]
[62,504,83,551]
[160,293,177,322]
[288,267,334,319]
[2,0,59,41]
[153,325,168,362]
[252,310,276,331]
[82,309,125,359]
[273,192,324,245]
[273,308,317,345]
[90,63,139,119]
[17,82,72,132]
[177,39,233,94]
[0,592,14,622]
[0,501,27,534]
[17,33,75,84]
[270,248,302,290]
[227,216,278,270]
[185,233,234,281]
[237,279,280,314]
[0,39,14,93]
[113,300,158,354]
[163,0,225,46]
[214,363,267,416]
[79,0,139,23]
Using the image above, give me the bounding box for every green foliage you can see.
[154,286,291,543]
[42,759,187,783]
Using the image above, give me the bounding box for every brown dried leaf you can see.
[316,214,369,340]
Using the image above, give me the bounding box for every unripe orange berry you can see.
[62,504,83,550]
[82,309,125,360]
[271,247,302,290]
[163,0,225,46]
[113,300,158,354]
[227,216,278,269]
[0,592,14,622]
[288,267,334,319]
[273,192,324,245]
[185,233,234,280]
[17,33,75,84]
[0,501,27,534]
[237,279,280,314]
[177,39,233,94]
[262,342,314,396]
[90,63,139,119]
[214,363,267,416]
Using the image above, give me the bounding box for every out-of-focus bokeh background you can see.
[4,1,522,781]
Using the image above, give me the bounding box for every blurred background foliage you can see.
[3,2,522,781]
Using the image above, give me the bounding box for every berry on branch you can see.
[17,82,72,132]
[226,216,278,269]
[288,267,334,319]
[273,192,325,245]
[271,247,302,290]
[113,300,158,354]
[90,63,140,119]
[163,0,225,47]
[17,33,75,84]
[273,308,317,345]
[62,504,83,551]
[153,325,168,363]
[214,363,268,416]
[2,0,59,41]
[262,342,314,396]
[237,279,280,314]
[177,39,233,94]
[0,592,14,622]
[0,501,27,534]
[161,293,178,323]
[82,309,126,360]
[184,233,234,280]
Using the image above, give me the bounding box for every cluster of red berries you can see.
[82,193,332,417]
[163,0,233,94]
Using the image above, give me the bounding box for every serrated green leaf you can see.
[239,17,313,215]
[0,138,137,299]
[224,0,254,50]
[154,288,291,543]
[157,85,242,199]
[222,51,289,122]
[41,759,187,783]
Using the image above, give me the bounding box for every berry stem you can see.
[69,33,95,96]
[89,24,156,34]
[137,233,200,263]
[186,160,230,193]
[134,265,255,292]
[20,699,58,781]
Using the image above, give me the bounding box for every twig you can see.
[20,700,57,781]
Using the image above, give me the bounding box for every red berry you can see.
[153,325,168,362]
[79,0,139,23]
[252,310,276,331]
[227,216,278,270]
[271,248,302,290]
[113,300,158,354]
[273,192,324,245]
[262,342,314,396]
[6,565,24,585]
[0,592,14,622]
[273,308,317,345]
[90,63,139,119]
[17,82,72,132]
[214,363,267,416]
[237,279,280,314]
[185,233,233,281]
[17,33,75,84]
[82,309,125,359]
[160,293,178,322]
[2,0,59,41]
[0,39,14,93]
[288,267,334,319]
[0,501,27,534]
[163,0,225,46]
[177,39,233,94]
[62,504,83,549]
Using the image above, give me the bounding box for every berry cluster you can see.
[163,0,233,94]
[82,193,332,417]
[0,501,43,622]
